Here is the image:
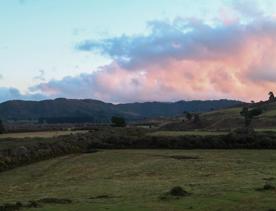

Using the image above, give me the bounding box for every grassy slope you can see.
[200,101,276,129]
[0,150,275,211]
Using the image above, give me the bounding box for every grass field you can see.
[0,150,275,211]
[149,131,227,137]
[202,107,242,117]
[256,128,276,132]
[150,129,276,137]
[0,130,88,139]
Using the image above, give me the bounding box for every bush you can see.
[256,183,276,191]
[160,186,190,200]
[169,186,189,196]
[184,112,192,121]
[263,183,275,191]
[111,116,126,127]
[240,107,262,127]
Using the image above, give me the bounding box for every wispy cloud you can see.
[33,69,46,81]
[230,0,264,18]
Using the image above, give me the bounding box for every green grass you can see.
[149,131,227,137]
[203,107,242,117]
[261,109,276,117]
[150,129,276,137]
[256,128,276,132]
[0,150,276,211]
[0,130,88,139]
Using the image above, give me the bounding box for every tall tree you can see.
[193,114,201,124]
[240,107,262,127]
[0,120,5,134]
[184,112,193,121]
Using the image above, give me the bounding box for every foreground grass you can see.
[0,150,275,211]
[149,131,227,136]
[0,130,88,139]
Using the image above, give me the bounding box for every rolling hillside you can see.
[203,101,276,129]
[0,98,241,122]
[161,101,276,130]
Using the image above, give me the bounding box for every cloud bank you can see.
[31,14,276,103]
[2,2,276,103]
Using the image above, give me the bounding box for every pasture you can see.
[0,150,275,211]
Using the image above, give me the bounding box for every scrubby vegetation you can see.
[1,127,276,172]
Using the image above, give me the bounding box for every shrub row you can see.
[1,128,276,172]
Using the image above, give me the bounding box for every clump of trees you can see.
[193,114,201,124]
[0,120,5,134]
[240,107,262,127]
[184,112,201,124]
[269,91,275,101]
[184,112,193,121]
[111,116,126,127]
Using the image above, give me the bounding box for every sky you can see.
[1,0,276,103]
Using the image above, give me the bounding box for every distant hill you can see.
[0,98,242,123]
[117,100,242,118]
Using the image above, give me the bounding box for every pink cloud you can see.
[32,17,276,103]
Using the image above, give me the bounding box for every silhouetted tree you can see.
[184,112,193,121]
[111,116,126,127]
[193,114,201,124]
[240,107,262,127]
[0,120,5,134]
[269,91,275,101]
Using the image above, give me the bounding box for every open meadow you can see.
[0,149,276,211]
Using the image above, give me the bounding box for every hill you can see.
[203,101,276,129]
[161,100,276,130]
[116,100,242,118]
[0,98,241,123]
